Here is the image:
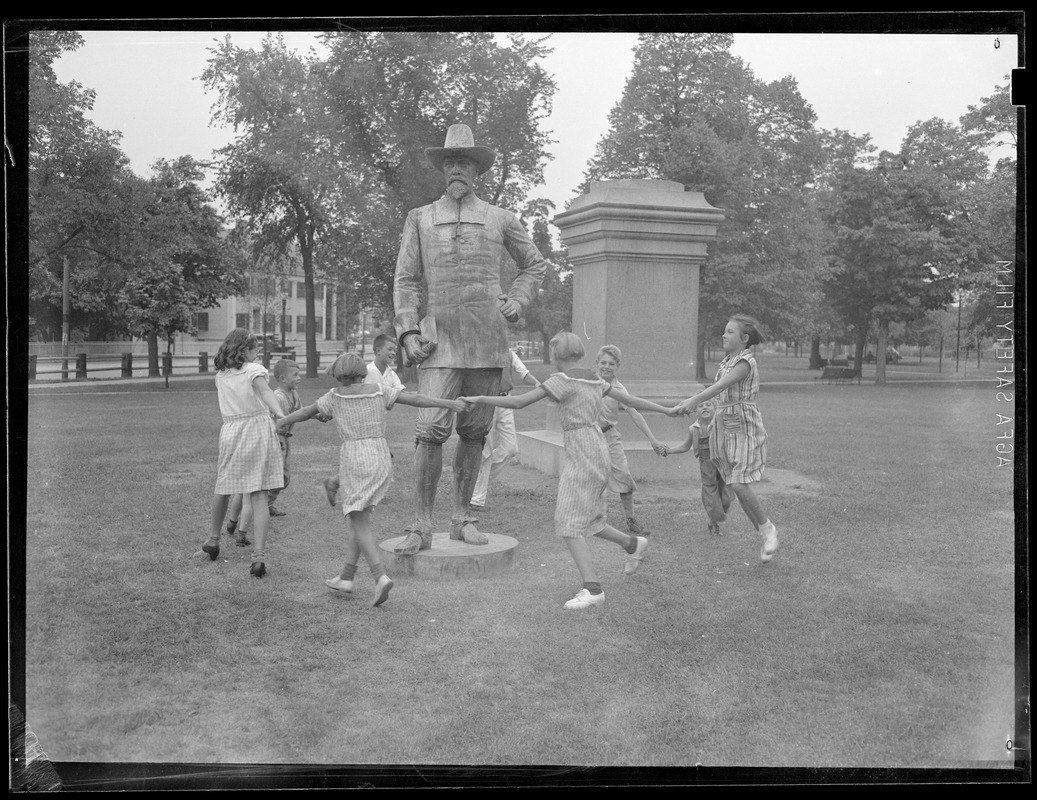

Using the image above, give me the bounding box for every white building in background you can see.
[188,271,340,350]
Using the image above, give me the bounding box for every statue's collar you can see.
[433,192,488,225]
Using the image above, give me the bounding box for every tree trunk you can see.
[696,323,707,381]
[541,332,551,364]
[875,321,888,385]
[809,335,823,369]
[147,333,160,377]
[302,244,318,378]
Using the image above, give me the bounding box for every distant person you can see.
[196,328,285,578]
[674,315,779,562]
[461,332,679,611]
[469,348,541,511]
[278,353,465,606]
[594,344,665,536]
[322,335,404,507]
[659,396,735,536]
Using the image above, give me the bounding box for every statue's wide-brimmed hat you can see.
[424,124,497,175]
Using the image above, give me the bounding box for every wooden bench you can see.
[815,366,861,385]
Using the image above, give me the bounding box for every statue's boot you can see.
[450,436,489,545]
[396,440,441,555]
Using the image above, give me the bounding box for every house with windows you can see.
[189,271,340,350]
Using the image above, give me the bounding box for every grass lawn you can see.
[17,367,1021,781]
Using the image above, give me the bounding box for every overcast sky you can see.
[46,27,1019,217]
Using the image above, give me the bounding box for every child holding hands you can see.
[197,329,285,578]
[673,315,778,562]
[461,332,680,611]
[661,396,734,536]
[277,352,465,606]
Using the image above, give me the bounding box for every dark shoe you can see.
[250,562,266,578]
[235,529,252,547]
[201,541,220,561]
[626,517,647,536]
[394,531,431,555]
[469,503,486,512]
[707,521,723,537]
[268,505,286,517]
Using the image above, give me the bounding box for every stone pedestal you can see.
[379,532,518,579]
[518,179,723,482]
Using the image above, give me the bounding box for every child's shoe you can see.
[235,529,252,547]
[323,478,338,507]
[325,577,354,594]
[268,504,286,517]
[372,575,394,607]
[626,517,646,536]
[200,538,220,561]
[563,588,605,610]
[760,522,779,562]
[707,521,722,537]
[250,561,266,578]
[624,536,649,575]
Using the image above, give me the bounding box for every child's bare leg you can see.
[249,490,271,574]
[730,483,766,530]
[351,508,393,606]
[226,494,244,533]
[564,537,599,584]
[323,474,339,506]
[210,494,230,541]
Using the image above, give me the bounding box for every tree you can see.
[118,158,247,374]
[822,151,959,383]
[583,33,831,378]
[28,30,135,342]
[203,34,337,377]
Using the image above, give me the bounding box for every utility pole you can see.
[61,255,70,380]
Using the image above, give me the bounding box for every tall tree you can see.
[583,33,830,378]
[202,34,336,376]
[28,30,134,342]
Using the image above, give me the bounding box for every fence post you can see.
[162,352,173,377]
[61,358,69,381]
[199,352,208,373]
[29,355,37,380]
[121,352,133,378]
[262,350,271,369]
[76,353,88,380]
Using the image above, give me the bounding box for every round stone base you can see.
[379,531,518,579]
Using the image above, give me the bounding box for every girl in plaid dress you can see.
[197,329,285,578]
[674,315,779,562]
[461,332,678,611]
[277,353,465,606]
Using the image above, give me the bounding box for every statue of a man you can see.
[393,124,548,554]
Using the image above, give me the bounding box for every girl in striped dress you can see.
[197,329,285,578]
[461,332,679,611]
[277,353,466,607]
[674,315,779,562]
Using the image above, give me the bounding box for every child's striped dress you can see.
[541,373,611,538]
[709,348,767,484]
[316,385,403,514]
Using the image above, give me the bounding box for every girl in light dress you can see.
[462,332,680,611]
[674,315,778,562]
[277,353,465,606]
[197,329,285,578]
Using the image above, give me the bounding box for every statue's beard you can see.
[446,179,470,201]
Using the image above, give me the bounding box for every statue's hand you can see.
[497,294,521,323]
[403,333,431,365]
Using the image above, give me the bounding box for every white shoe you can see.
[760,523,779,562]
[564,588,605,610]
[372,575,394,607]
[624,536,649,575]
[325,577,354,594]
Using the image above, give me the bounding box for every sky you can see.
[45,25,1020,220]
